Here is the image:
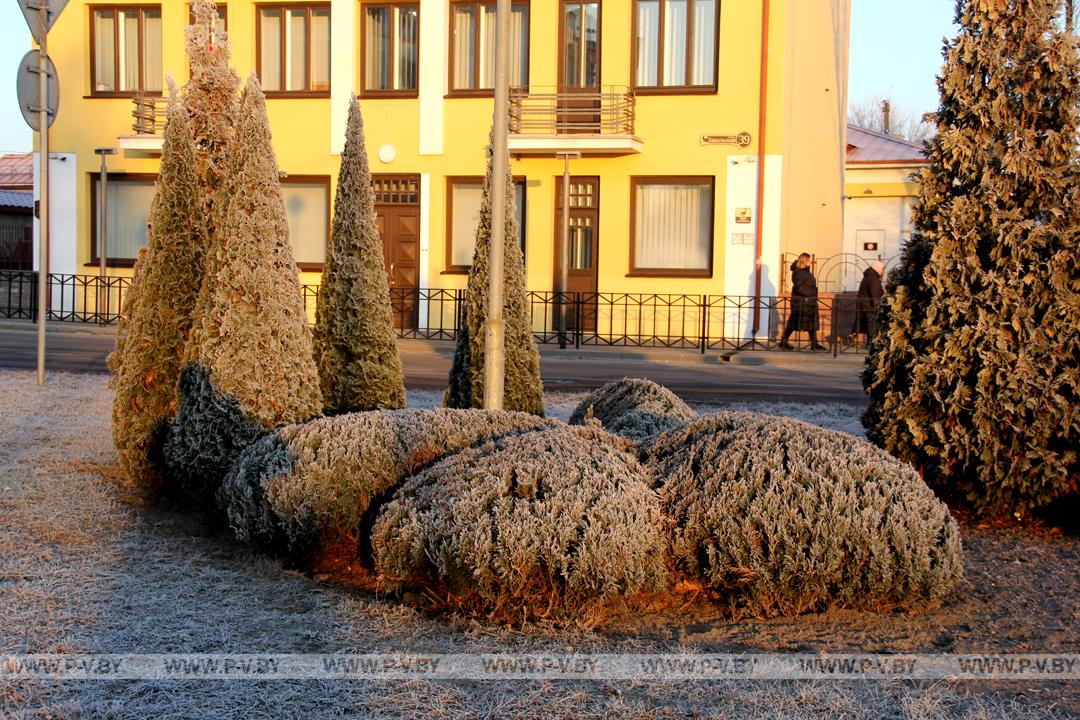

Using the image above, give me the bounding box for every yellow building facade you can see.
[33,0,853,337]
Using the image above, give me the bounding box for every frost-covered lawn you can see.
[1,370,1076,719]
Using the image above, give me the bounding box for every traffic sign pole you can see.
[37,1,48,386]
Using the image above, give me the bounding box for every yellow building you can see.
[33,0,852,340]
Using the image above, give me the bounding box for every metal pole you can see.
[36,1,48,386]
[556,152,575,349]
[98,152,107,323]
[484,0,511,411]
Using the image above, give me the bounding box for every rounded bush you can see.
[372,425,668,615]
[219,408,557,559]
[569,378,696,441]
[643,412,964,616]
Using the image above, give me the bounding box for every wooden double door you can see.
[554,176,599,333]
[373,175,420,330]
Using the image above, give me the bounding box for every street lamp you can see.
[94,147,117,324]
[555,150,580,349]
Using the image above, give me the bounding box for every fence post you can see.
[574,292,582,349]
[832,295,839,358]
[699,295,707,354]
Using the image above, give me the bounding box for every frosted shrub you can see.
[372,425,668,615]
[219,409,557,558]
[569,378,696,441]
[643,412,963,616]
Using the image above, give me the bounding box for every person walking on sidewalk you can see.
[849,258,885,344]
[779,253,827,351]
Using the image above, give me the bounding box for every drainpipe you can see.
[751,0,770,336]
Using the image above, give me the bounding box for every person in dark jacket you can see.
[850,259,885,342]
[780,253,826,350]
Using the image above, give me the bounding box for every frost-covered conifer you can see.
[314,96,405,412]
[108,89,204,488]
[445,130,543,415]
[867,0,1079,514]
[167,75,322,506]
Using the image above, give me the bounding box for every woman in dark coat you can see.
[851,259,885,339]
[780,253,826,350]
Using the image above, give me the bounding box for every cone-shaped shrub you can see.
[166,74,322,507]
[569,378,697,441]
[865,0,1079,515]
[372,425,668,616]
[184,0,239,236]
[643,412,964,616]
[314,96,405,413]
[108,90,205,488]
[220,408,557,559]
[445,130,543,415]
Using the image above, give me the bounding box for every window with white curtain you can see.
[257,5,331,94]
[450,2,529,92]
[632,178,714,275]
[281,178,329,269]
[91,6,162,95]
[447,178,526,270]
[92,176,156,264]
[363,4,419,93]
[634,0,717,90]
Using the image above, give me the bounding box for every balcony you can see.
[508,86,642,156]
[118,96,166,152]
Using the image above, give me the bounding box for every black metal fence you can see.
[1,271,874,354]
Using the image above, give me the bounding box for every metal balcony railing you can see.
[509,86,635,136]
[132,96,167,135]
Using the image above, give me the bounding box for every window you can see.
[446,177,526,272]
[257,4,331,95]
[450,2,529,93]
[561,1,600,88]
[281,176,330,270]
[634,0,717,91]
[91,6,163,95]
[362,4,419,95]
[187,3,227,27]
[630,177,714,276]
[91,174,156,266]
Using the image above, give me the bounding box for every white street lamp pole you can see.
[484,0,511,410]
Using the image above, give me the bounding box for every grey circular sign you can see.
[16,51,59,132]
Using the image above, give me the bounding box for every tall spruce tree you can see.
[314,96,406,412]
[445,132,543,415]
[868,0,1079,515]
[108,88,205,488]
[166,74,323,507]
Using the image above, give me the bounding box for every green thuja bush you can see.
[220,409,557,558]
[372,425,668,615]
[867,0,1079,515]
[314,95,405,413]
[166,74,322,507]
[108,90,205,489]
[569,378,697,441]
[643,412,963,616]
[445,128,543,415]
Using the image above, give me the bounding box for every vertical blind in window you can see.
[92,7,162,93]
[282,182,328,266]
[95,179,155,261]
[451,3,528,91]
[634,182,712,271]
[364,5,419,91]
[258,6,330,93]
[450,180,526,267]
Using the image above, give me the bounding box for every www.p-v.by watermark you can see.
[3,654,1078,681]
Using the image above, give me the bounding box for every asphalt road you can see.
[0,321,867,405]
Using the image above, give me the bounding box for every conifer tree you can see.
[313,96,405,412]
[868,0,1079,514]
[166,74,323,505]
[184,0,238,236]
[108,90,205,488]
[445,132,543,415]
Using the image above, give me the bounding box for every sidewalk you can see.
[0,318,867,370]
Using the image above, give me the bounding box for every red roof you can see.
[0,153,34,189]
[846,125,927,165]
